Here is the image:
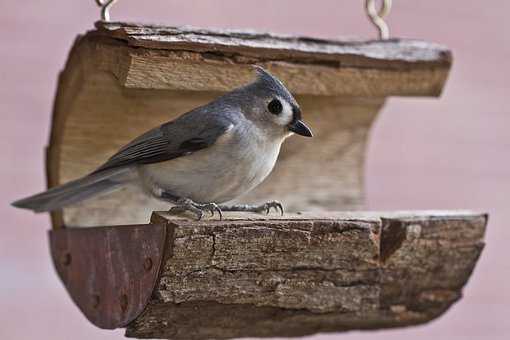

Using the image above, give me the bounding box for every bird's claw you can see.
[219,200,285,216]
[200,202,223,220]
[169,199,283,220]
[261,200,284,216]
[169,199,223,221]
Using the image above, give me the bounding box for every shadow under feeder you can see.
[47,22,486,339]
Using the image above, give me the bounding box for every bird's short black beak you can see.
[288,119,313,137]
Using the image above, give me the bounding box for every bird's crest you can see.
[252,65,297,106]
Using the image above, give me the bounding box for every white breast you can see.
[137,122,283,203]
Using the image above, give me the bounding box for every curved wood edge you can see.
[49,223,168,329]
[46,34,90,229]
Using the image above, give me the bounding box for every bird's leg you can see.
[219,200,284,216]
[161,192,223,220]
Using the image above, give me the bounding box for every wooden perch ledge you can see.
[50,211,486,339]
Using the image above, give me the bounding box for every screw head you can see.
[62,253,72,266]
[144,258,153,271]
[120,294,128,312]
[92,294,100,309]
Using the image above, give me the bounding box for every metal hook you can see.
[365,0,392,39]
[95,0,119,22]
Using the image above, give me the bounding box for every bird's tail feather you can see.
[12,168,132,212]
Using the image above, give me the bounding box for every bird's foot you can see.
[219,200,284,216]
[168,198,223,220]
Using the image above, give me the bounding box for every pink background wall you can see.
[1,1,508,339]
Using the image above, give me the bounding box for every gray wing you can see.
[93,108,234,174]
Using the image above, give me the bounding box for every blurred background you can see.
[1,1,508,339]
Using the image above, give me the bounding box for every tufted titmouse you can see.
[12,66,313,219]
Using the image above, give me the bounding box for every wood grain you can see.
[124,211,486,339]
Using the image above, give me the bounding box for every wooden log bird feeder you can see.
[46,1,487,339]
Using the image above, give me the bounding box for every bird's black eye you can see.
[267,99,283,115]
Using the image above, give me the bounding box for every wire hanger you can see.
[95,0,118,22]
[365,0,392,39]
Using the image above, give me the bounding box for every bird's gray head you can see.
[231,66,313,138]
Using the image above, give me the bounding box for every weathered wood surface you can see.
[46,23,451,228]
[125,211,486,339]
[93,21,451,96]
[97,22,450,66]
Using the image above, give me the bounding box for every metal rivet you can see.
[120,294,128,312]
[62,253,72,266]
[92,294,100,309]
[144,258,153,271]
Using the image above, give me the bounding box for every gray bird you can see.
[12,66,313,219]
